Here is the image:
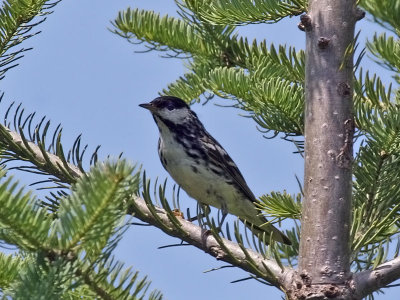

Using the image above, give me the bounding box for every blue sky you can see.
[0,1,397,299]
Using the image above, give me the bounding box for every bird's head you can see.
[139,96,195,125]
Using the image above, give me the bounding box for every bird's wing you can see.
[200,132,292,245]
[200,132,257,203]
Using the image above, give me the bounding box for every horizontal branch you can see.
[5,128,82,179]
[353,256,400,298]
[1,126,293,289]
[129,195,293,288]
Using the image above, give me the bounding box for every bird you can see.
[139,96,291,245]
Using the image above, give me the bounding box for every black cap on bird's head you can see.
[139,96,190,113]
[139,96,196,125]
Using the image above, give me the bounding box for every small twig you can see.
[129,222,152,226]
[158,243,190,249]
[203,265,234,273]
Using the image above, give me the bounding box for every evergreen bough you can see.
[0,0,399,299]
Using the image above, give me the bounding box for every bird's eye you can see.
[166,105,175,111]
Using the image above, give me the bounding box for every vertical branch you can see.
[298,0,359,290]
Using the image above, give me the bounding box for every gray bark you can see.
[297,0,357,298]
[353,257,400,299]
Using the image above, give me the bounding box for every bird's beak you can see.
[139,103,156,112]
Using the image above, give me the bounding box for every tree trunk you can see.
[295,0,358,299]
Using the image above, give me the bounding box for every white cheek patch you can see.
[158,108,188,123]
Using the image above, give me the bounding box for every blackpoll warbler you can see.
[140,96,291,245]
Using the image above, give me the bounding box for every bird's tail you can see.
[240,218,292,245]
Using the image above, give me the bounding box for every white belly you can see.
[159,137,260,224]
